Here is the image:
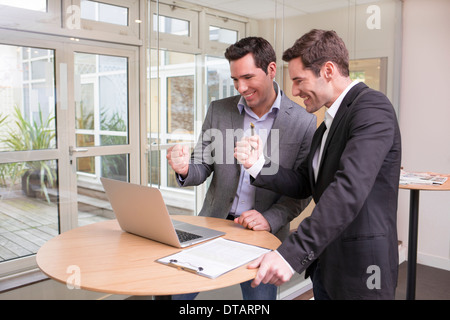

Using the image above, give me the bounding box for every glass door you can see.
[149,1,240,216]
[0,1,141,279]
[0,43,59,265]
[69,44,140,228]
[148,49,197,215]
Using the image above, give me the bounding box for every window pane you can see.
[81,0,128,26]
[76,155,128,181]
[206,56,237,103]
[0,160,58,262]
[350,58,387,94]
[31,60,49,79]
[74,53,96,74]
[209,26,238,44]
[76,84,95,130]
[0,44,56,153]
[77,155,128,226]
[76,133,94,149]
[167,76,194,134]
[148,148,160,186]
[74,52,128,148]
[0,0,46,12]
[148,49,195,215]
[153,14,190,36]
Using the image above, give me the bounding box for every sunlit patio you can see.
[0,188,110,263]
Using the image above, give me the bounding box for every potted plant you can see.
[0,106,56,203]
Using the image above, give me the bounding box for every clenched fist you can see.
[167,144,190,178]
[234,135,262,169]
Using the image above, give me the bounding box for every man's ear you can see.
[321,61,336,80]
[267,61,277,79]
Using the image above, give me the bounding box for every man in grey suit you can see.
[167,37,316,300]
[235,30,401,299]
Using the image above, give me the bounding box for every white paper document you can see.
[400,170,448,185]
[157,238,271,279]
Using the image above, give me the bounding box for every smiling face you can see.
[288,57,334,114]
[230,53,277,116]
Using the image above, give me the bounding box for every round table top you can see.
[36,215,281,296]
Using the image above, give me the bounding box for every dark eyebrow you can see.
[231,73,255,80]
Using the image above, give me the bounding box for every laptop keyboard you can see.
[176,229,202,243]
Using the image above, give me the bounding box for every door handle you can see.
[69,146,89,156]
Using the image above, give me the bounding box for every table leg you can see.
[406,189,419,300]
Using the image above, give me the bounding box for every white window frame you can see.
[0,0,61,34]
[62,0,142,45]
[204,13,246,56]
[150,1,199,52]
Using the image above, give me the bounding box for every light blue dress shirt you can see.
[230,81,281,216]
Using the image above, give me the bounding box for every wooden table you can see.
[36,215,281,298]
[399,173,450,300]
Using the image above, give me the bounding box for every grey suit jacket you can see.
[253,82,402,299]
[180,91,316,241]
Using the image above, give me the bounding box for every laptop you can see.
[100,178,225,248]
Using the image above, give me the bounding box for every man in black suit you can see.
[235,29,402,299]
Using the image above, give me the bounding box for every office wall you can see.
[397,0,450,270]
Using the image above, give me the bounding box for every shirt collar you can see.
[326,80,359,122]
[237,81,281,118]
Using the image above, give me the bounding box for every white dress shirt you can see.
[312,80,359,181]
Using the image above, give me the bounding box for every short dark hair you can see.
[225,37,276,75]
[282,29,349,77]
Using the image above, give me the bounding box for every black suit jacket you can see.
[253,82,402,299]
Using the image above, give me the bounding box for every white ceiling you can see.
[182,0,379,19]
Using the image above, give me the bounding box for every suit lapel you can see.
[313,82,369,187]
[318,82,368,168]
[230,95,244,130]
[267,93,291,155]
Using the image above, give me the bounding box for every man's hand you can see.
[234,210,271,232]
[166,144,190,178]
[234,135,262,169]
[248,251,294,288]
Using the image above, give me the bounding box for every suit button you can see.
[308,251,314,260]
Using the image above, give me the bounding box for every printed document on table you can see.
[400,170,448,185]
[157,238,271,279]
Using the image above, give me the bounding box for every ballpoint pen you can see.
[250,122,255,151]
